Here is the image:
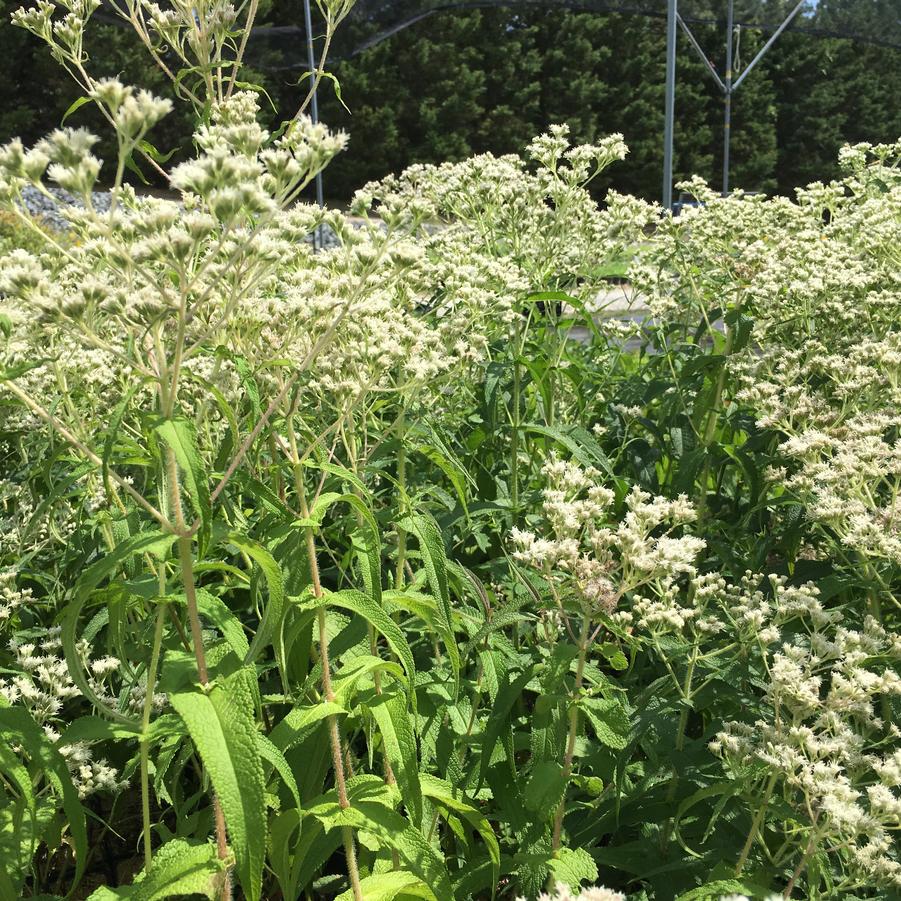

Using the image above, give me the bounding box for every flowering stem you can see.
[551,613,591,858]
[139,583,167,871]
[735,772,778,875]
[290,426,363,901]
[675,648,697,755]
[511,352,522,515]
[395,408,408,590]
[167,448,231,898]
[697,299,741,512]
[783,821,821,898]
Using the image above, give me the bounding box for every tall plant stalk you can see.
[166,447,232,897]
[139,583,167,871]
[289,421,364,901]
[551,613,591,856]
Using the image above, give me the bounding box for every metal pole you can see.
[722,0,734,196]
[678,13,725,92]
[731,0,806,91]
[303,0,325,249]
[662,0,677,212]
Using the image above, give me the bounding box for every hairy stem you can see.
[697,299,741,513]
[139,577,167,871]
[291,423,363,901]
[167,448,231,898]
[551,614,591,857]
[511,351,522,516]
[394,408,408,590]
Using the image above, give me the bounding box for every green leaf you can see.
[580,697,630,750]
[414,442,470,515]
[0,743,37,893]
[86,839,226,900]
[319,589,415,693]
[101,380,145,500]
[521,423,615,477]
[268,701,346,753]
[383,589,456,662]
[419,774,500,898]
[304,458,367,497]
[524,760,567,814]
[399,514,460,692]
[62,592,141,727]
[135,139,177,164]
[256,732,302,815]
[479,665,535,788]
[228,535,284,668]
[194,589,249,660]
[0,708,87,888]
[299,491,343,529]
[334,871,436,901]
[61,94,92,124]
[78,530,177,597]
[58,716,141,746]
[156,418,211,551]
[549,846,598,891]
[170,667,266,901]
[306,800,454,900]
[367,690,422,828]
[341,492,383,606]
[676,879,774,901]
[331,655,405,709]
[294,483,383,606]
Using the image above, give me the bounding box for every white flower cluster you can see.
[637,139,901,574]
[518,885,626,901]
[512,455,703,619]
[711,596,901,890]
[719,895,783,901]
[0,628,139,797]
[0,569,33,625]
[354,122,646,343]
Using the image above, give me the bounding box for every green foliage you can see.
[0,1,899,899]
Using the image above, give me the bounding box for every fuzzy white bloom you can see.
[511,455,704,627]
[517,885,626,901]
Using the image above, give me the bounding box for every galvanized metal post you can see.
[303,0,325,249]
[662,0,677,212]
[722,0,734,196]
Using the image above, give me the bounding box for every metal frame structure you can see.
[304,0,326,247]
[662,0,807,208]
[295,0,888,214]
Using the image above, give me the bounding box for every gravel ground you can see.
[19,185,342,249]
[20,185,112,231]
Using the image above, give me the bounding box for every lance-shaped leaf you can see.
[85,838,227,900]
[156,418,211,551]
[305,799,454,901]
[170,667,266,901]
[299,588,416,694]
[228,534,284,668]
[256,732,302,815]
[194,588,250,660]
[398,514,460,692]
[335,871,437,901]
[268,701,346,753]
[420,773,500,898]
[367,689,422,828]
